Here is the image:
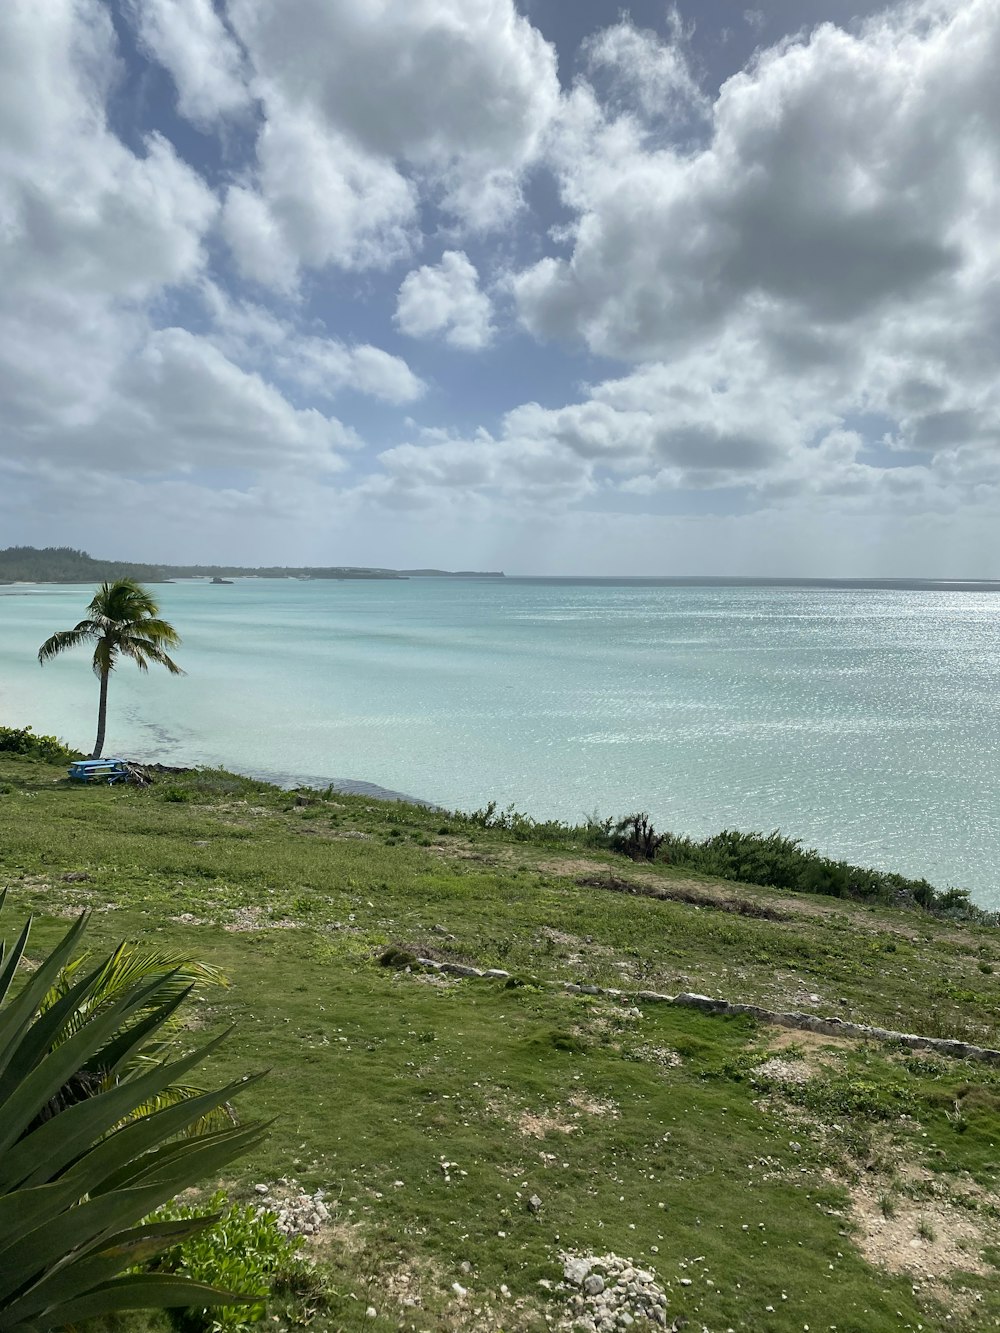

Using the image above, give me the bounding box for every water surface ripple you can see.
[2,578,997,901]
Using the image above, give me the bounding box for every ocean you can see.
[2,576,999,902]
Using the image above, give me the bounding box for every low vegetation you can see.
[4,752,1000,1331]
[461,802,981,919]
[0,724,81,764]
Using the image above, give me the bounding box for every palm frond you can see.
[131,618,181,647]
[42,946,229,1047]
[119,640,184,675]
[111,1062,238,1135]
[37,627,97,665]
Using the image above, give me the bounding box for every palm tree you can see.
[38,579,183,758]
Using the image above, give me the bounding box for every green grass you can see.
[5,754,1000,1331]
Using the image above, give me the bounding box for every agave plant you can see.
[0,897,269,1330]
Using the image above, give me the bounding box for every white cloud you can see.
[395,252,494,350]
[496,1,1000,521]
[201,284,425,404]
[0,1,364,488]
[214,0,560,285]
[583,12,708,125]
[520,4,1000,356]
[221,96,419,287]
[1,323,357,475]
[126,0,251,125]
[0,2,217,304]
[228,0,558,172]
[112,328,358,470]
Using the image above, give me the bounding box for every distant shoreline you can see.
[0,545,505,584]
[7,575,1000,593]
[6,571,1000,593]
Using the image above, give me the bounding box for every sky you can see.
[2,0,1000,576]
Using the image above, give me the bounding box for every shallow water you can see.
[2,577,999,901]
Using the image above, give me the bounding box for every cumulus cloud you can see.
[0,2,217,303]
[227,0,559,174]
[221,96,419,287]
[520,3,1000,356]
[494,1,1000,521]
[2,323,357,476]
[126,0,251,125]
[582,12,708,125]
[0,0,362,489]
[202,284,425,404]
[212,0,560,286]
[395,252,494,350]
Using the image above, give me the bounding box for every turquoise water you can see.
[2,577,999,901]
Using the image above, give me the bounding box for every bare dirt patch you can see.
[575,873,792,921]
[632,1043,683,1069]
[567,1093,619,1118]
[401,970,455,989]
[754,1056,813,1085]
[224,905,302,932]
[851,1188,995,1281]
[764,1026,855,1058]
[518,1109,578,1139]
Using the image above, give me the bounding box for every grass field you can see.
[3,754,1000,1332]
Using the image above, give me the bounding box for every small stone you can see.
[460,1260,472,1274]
[528,1194,543,1213]
[253,1184,269,1195]
[452,1282,467,1298]
[365,1307,377,1319]
[584,1275,606,1296]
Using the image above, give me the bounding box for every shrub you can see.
[148,1194,315,1332]
[623,823,973,918]
[609,813,664,862]
[455,800,610,847]
[0,724,81,763]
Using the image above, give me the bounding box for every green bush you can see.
[453,796,982,921]
[0,724,81,763]
[149,1194,315,1332]
[650,826,974,915]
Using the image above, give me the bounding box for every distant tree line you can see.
[0,547,502,582]
[0,545,399,582]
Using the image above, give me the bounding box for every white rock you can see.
[564,1258,593,1286]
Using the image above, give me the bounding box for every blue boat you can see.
[68,758,130,785]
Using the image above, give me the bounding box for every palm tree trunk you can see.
[92,668,109,758]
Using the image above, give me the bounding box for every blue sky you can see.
[2,0,999,574]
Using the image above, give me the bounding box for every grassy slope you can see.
[4,755,1000,1332]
